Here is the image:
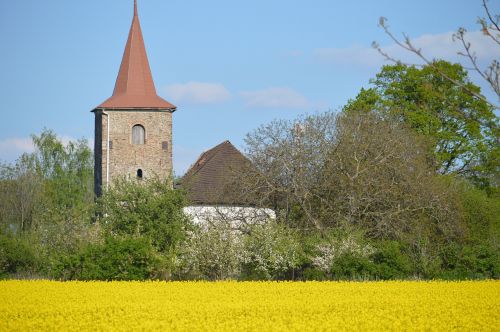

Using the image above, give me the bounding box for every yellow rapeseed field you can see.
[0,280,498,331]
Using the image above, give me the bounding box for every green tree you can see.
[0,155,41,232]
[344,62,498,183]
[52,236,163,281]
[0,129,94,234]
[98,177,191,257]
[374,0,499,109]
[32,130,94,214]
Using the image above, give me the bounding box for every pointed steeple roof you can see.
[96,0,175,110]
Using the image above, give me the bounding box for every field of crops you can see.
[0,280,498,331]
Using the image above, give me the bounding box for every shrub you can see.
[52,236,162,281]
[176,222,242,280]
[439,243,499,279]
[241,222,301,280]
[0,233,39,278]
[98,178,191,254]
[459,182,500,243]
[295,231,328,280]
[300,267,328,281]
[311,230,374,279]
[370,241,413,279]
[330,253,375,280]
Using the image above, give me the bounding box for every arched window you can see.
[137,169,143,179]
[132,125,145,145]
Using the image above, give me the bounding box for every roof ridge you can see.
[187,141,229,178]
[180,141,256,205]
[184,141,238,179]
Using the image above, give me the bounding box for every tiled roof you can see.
[180,141,254,205]
[95,0,175,110]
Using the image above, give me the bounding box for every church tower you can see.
[92,0,176,196]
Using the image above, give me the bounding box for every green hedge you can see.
[0,233,39,278]
[52,237,162,281]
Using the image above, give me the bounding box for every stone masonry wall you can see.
[95,109,173,193]
[94,112,103,197]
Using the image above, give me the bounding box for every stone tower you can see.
[92,0,176,197]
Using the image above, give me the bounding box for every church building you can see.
[92,0,176,196]
[91,1,275,226]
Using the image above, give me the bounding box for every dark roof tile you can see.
[180,141,254,205]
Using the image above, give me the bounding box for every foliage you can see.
[0,155,41,233]
[323,112,462,240]
[328,254,376,280]
[439,243,499,279]
[177,222,242,280]
[177,221,301,281]
[98,177,191,255]
[344,62,498,183]
[238,111,461,242]
[241,221,301,280]
[0,233,39,279]
[0,122,497,281]
[0,129,95,278]
[309,230,375,280]
[374,0,499,109]
[458,181,500,242]
[371,241,413,279]
[0,129,94,236]
[434,180,500,279]
[32,129,94,214]
[52,236,162,281]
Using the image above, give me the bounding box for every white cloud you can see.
[314,30,500,68]
[0,138,35,160]
[314,44,381,67]
[240,87,313,109]
[0,135,93,163]
[164,82,231,105]
[59,135,78,147]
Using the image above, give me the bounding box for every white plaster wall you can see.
[183,206,276,228]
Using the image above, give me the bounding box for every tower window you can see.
[137,169,143,179]
[132,125,145,145]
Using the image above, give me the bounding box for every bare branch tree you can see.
[373,0,500,110]
[230,112,462,241]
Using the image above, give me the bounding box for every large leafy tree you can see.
[373,0,499,110]
[0,129,94,233]
[235,111,460,240]
[98,178,191,255]
[344,61,498,183]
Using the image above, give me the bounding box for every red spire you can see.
[97,1,175,110]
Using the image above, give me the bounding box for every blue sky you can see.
[1,0,498,175]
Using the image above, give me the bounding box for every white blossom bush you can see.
[176,220,302,280]
[312,233,374,274]
[241,222,301,280]
[176,222,243,280]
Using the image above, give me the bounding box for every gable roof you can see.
[180,141,254,205]
[95,1,175,111]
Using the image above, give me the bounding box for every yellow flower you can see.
[0,280,498,331]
